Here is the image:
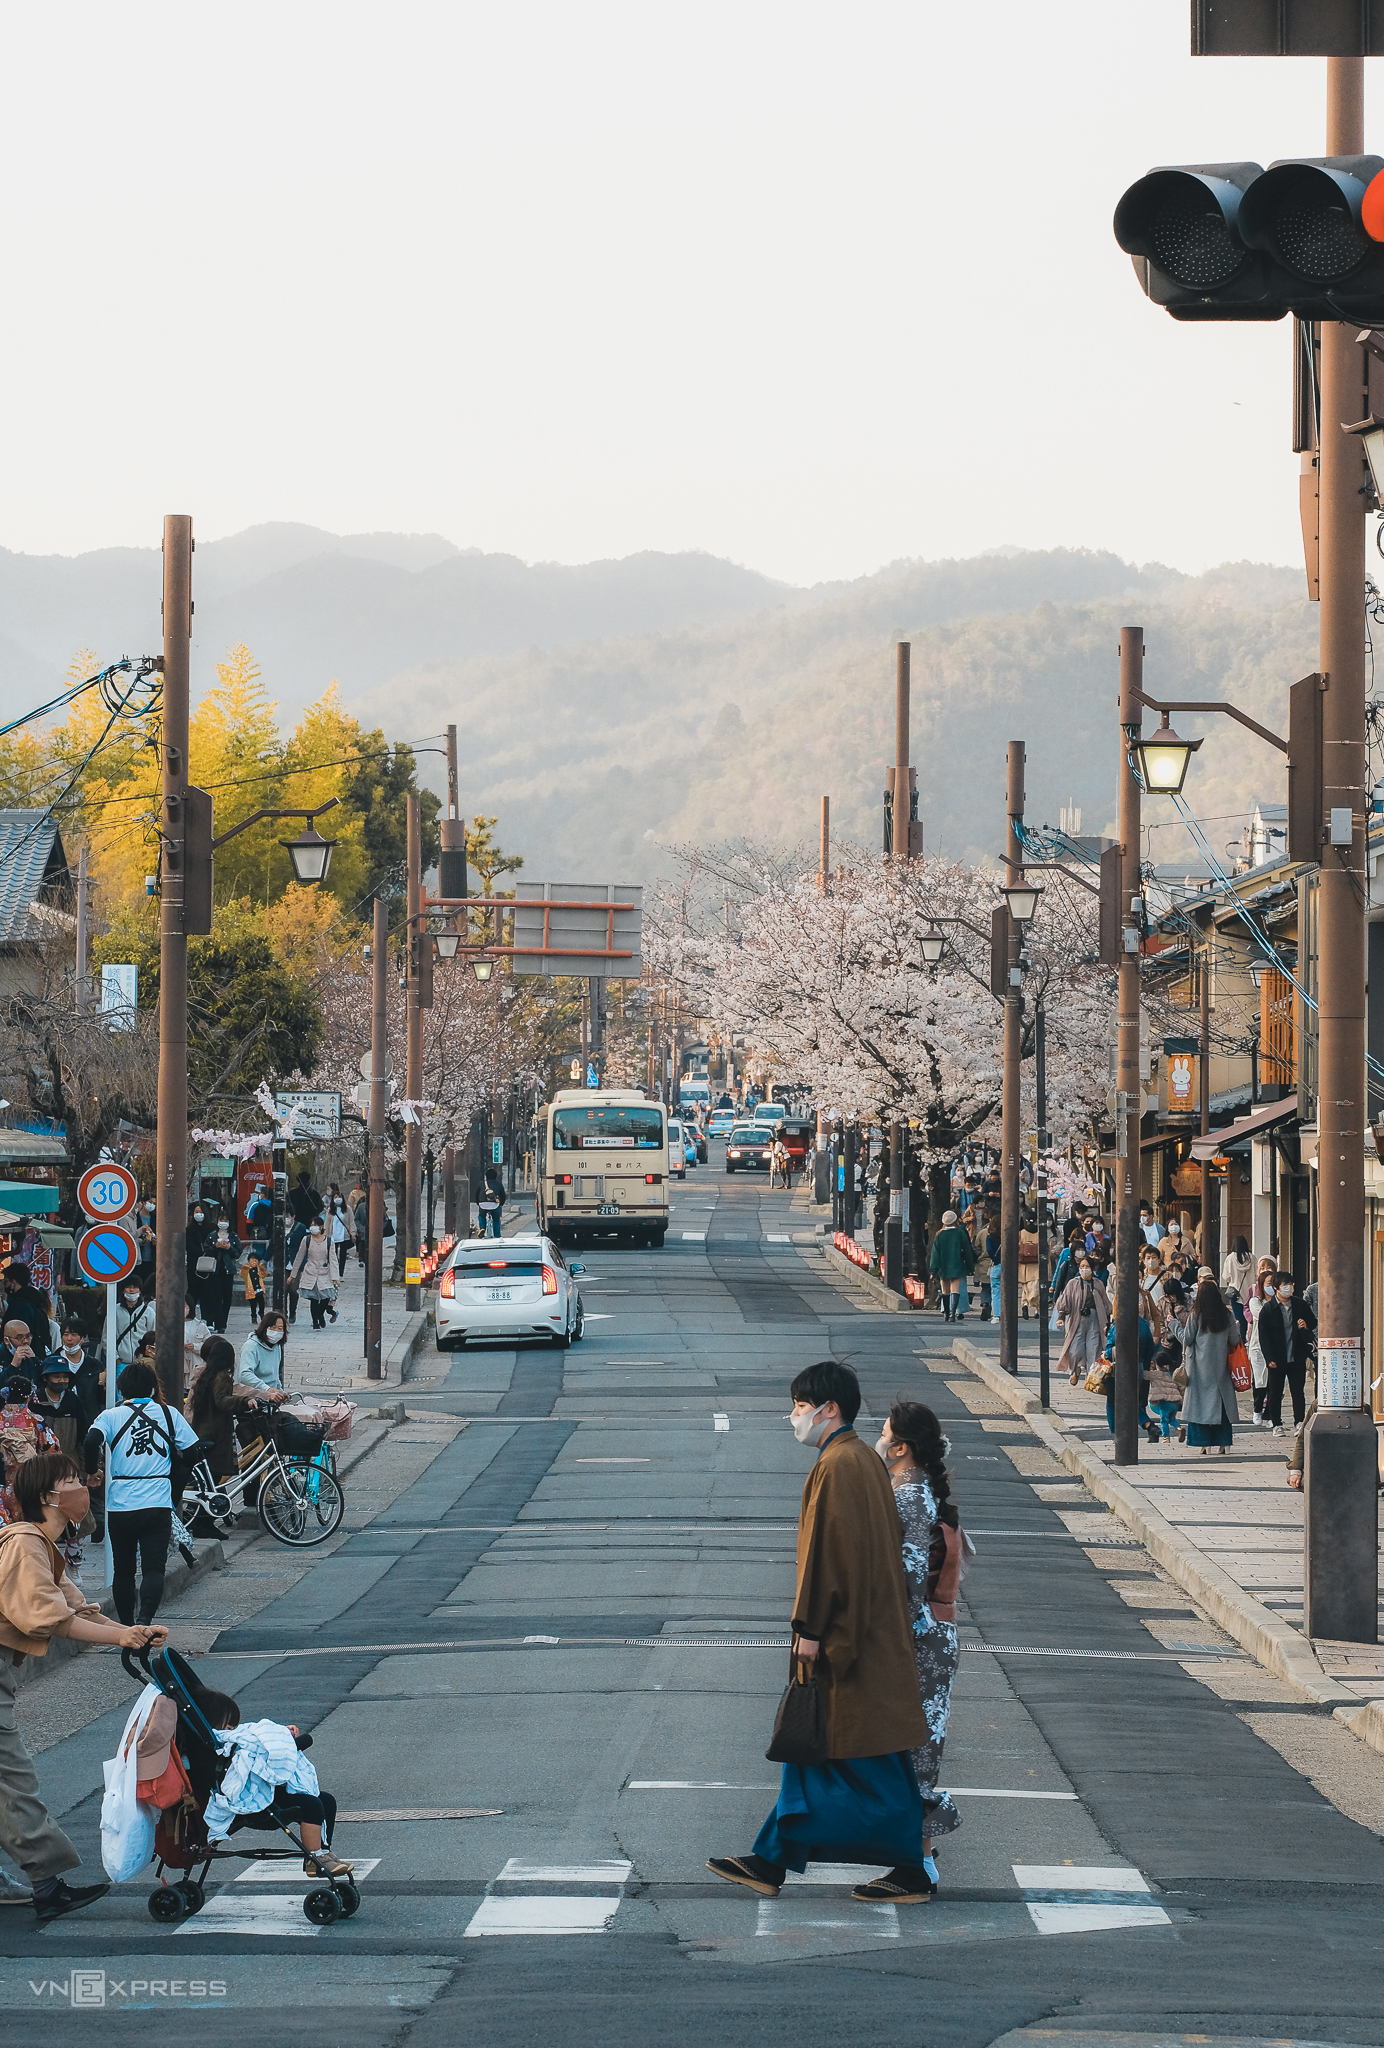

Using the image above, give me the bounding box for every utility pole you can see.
[154,514,193,1405]
[444,1144,456,1237]
[439,723,467,904]
[819,796,829,891]
[1306,53,1377,1642]
[366,896,387,1379]
[589,975,605,1080]
[999,741,1025,1373]
[405,793,423,1314]
[885,643,912,1293]
[1200,939,1212,1268]
[1035,996,1050,1413]
[1113,627,1144,1468]
[75,844,89,1014]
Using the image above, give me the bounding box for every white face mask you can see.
[266,1328,284,1345]
[63,1341,82,1356]
[123,1294,141,1308]
[790,1402,832,1447]
[1277,1285,1293,1299]
[193,1210,204,1222]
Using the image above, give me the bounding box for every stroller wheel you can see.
[303,1885,343,1924]
[336,1878,361,1917]
[178,1879,205,1915]
[149,1885,185,1922]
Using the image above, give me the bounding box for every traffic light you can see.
[989,906,1008,1000]
[1115,156,1384,321]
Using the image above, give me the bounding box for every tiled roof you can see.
[0,810,69,943]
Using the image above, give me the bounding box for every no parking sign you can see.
[76,1224,139,1285]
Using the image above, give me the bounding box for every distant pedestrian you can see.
[327,1191,352,1277]
[1181,1276,1239,1455]
[479,1167,505,1239]
[289,1222,338,1329]
[1244,1256,1277,1424]
[83,1361,201,1624]
[1257,1270,1315,1437]
[928,1211,975,1322]
[113,1282,155,1366]
[707,1360,930,1903]
[1057,1257,1110,1385]
[1221,1234,1254,1302]
[875,1401,964,1895]
[286,1170,324,1269]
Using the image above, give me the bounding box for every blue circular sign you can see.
[76,1224,139,1284]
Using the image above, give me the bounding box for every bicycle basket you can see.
[273,1410,328,1458]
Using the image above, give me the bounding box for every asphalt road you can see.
[6,1151,1384,2048]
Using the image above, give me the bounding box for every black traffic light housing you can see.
[1098,845,1123,968]
[989,906,1008,1001]
[183,786,214,936]
[1115,156,1384,321]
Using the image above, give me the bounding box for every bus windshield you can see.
[553,1106,664,1150]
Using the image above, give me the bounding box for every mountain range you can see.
[0,524,1314,884]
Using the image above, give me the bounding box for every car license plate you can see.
[487,1288,512,1301]
[597,1203,620,1216]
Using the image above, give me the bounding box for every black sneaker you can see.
[34,1879,110,1924]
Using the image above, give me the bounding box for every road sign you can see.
[77,1164,138,1222]
[275,1091,342,1138]
[76,1223,139,1284]
[405,1256,422,1286]
[358,1051,393,1082]
[511,883,642,979]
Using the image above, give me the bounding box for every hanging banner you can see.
[1166,1052,1197,1113]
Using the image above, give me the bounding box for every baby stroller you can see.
[120,1642,362,1926]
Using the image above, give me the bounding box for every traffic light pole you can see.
[405,793,423,1313]
[1035,996,1050,1413]
[999,741,1025,1375]
[1305,53,1377,1643]
[154,514,193,1406]
[367,896,387,1380]
[1113,628,1144,1468]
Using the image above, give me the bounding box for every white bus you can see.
[536,1089,670,1249]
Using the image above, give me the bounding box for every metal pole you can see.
[1113,627,1144,1467]
[1036,997,1050,1413]
[405,793,422,1313]
[154,513,192,1407]
[885,646,912,1291]
[439,722,467,904]
[1200,943,1212,1269]
[75,844,89,1014]
[444,1144,456,1238]
[999,741,1025,1373]
[819,796,829,892]
[270,1137,287,1319]
[1305,53,1376,1643]
[367,896,387,1379]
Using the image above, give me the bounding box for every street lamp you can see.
[282,822,336,884]
[434,927,460,961]
[1343,412,1384,504]
[1000,880,1041,924]
[919,925,946,965]
[1135,717,1202,796]
[471,954,495,983]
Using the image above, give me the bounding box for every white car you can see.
[751,1103,787,1130]
[435,1234,585,1351]
[667,1119,688,1178]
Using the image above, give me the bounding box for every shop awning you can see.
[0,1181,60,1212]
[1190,1099,1298,1162]
[0,1130,66,1165]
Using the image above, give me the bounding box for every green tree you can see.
[339,737,440,900]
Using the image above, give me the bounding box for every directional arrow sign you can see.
[76,1223,139,1285]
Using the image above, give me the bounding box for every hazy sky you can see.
[1,4,1365,583]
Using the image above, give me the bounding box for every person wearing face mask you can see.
[31,1363,85,1461]
[51,1321,104,1433]
[289,1221,338,1329]
[0,1452,167,1922]
[113,1281,155,1366]
[1,1263,50,1353]
[1056,1255,1110,1387]
[186,1204,222,1326]
[83,1361,202,1624]
[1244,1256,1278,1426]
[1181,1276,1240,1455]
[236,1314,292,1400]
[1257,1270,1316,1436]
[707,1360,929,1904]
[867,1402,965,1902]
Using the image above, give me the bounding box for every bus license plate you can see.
[597,1203,620,1215]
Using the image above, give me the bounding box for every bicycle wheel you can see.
[258,1460,344,1545]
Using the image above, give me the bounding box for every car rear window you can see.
[454,1258,544,1276]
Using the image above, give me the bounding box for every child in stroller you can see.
[124,1644,359,1925]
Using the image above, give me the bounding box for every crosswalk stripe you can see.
[465,1896,621,1936]
[497,1859,631,1883]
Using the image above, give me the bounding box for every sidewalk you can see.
[943,1313,1384,1706]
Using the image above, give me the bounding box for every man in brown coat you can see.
[708,1359,932,1903]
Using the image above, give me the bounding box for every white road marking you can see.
[783,1864,890,1886]
[235,1858,380,1882]
[756,1896,898,1936]
[1013,1863,1171,1935]
[1026,1902,1171,1934]
[524,1633,561,1643]
[465,1895,621,1936]
[943,1788,1077,1800]
[627,1781,778,1790]
[1014,1865,1149,1891]
[177,1895,324,1935]
[497,1858,632,1883]
[681,1232,706,1241]
[575,1457,651,1463]
[713,1413,730,1431]
[765,1234,791,1242]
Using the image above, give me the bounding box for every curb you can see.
[337,1309,432,1392]
[826,1244,914,1312]
[947,1337,1357,1710]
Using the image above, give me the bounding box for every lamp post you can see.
[999,740,1029,1377]
[153,514,193,1407]
[405,794,423,1314]
[1113,628,1144,1468]
[366,897,387,1380]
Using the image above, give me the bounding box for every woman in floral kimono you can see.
[871,1399,964,1896]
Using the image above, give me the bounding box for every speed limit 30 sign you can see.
[77,1164,138,1222]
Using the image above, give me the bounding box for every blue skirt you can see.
[1187,1399,1234,1448]
[752,1752,925,1873]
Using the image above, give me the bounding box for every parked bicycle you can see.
[178,1414,345,1548]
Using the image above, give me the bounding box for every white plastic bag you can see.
[100,1682,161,1882]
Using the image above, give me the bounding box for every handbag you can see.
[1228,1341,1252,1392]
[195,1254,217,1274]
[765,1656,829,1766]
